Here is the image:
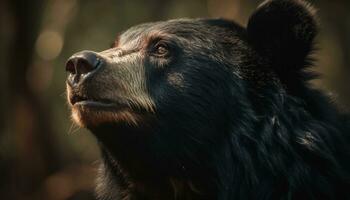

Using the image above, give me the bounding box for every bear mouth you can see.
[70,95,120,110]
[69,94,149,127]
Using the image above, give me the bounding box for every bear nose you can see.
[65,51,103,85]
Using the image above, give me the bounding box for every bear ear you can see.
[247,0,318,74]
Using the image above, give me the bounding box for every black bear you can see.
[65,0,350,199]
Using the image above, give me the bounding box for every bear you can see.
[65,0,350,199]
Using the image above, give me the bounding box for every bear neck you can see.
[97,147,218,200]
[91,123,220,199]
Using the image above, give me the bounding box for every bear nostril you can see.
[77,58,96,75]
[65,59,76,74]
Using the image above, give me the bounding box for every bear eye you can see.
[152,42,169,57]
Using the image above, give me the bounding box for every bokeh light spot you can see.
[35,30,64,60]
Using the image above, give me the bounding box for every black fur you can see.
[66,0,350,199]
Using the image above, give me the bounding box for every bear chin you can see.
[71,104,144,128]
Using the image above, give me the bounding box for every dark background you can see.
[0,0,349,199]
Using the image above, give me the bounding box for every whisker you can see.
[68,121,80,134]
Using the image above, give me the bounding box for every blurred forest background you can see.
[0,0,349,199]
